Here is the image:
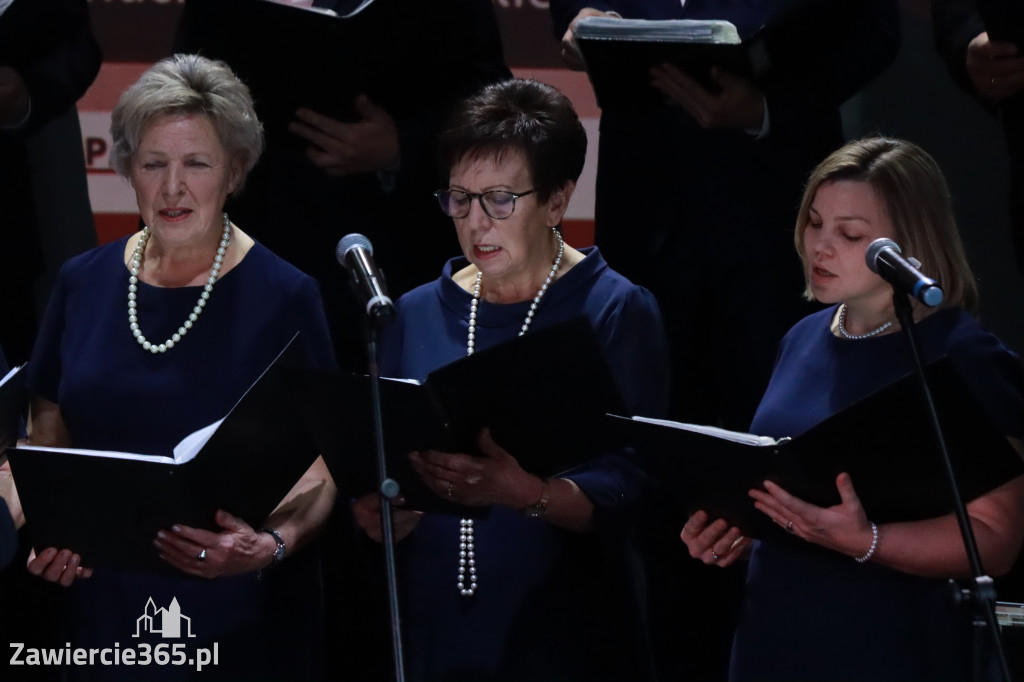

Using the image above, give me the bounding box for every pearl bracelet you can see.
[855,522,879,563]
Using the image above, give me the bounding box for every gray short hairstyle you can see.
[110,54,264,189]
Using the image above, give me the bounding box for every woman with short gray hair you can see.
[21,54,336,680]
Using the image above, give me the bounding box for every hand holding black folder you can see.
[6,336,319,574]
[302,317,627,515]
[619,358,1024,543]
[572,16,769,111]
[179,0,389,139]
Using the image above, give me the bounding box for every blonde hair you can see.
[110,54,264,190]
[794,137,978,314]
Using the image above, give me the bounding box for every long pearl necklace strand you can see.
[129,212,232,353]
[457,226,564,597]
[837,303,893,340]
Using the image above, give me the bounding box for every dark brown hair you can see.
[438,79,587,202]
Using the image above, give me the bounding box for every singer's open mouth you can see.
[812,266,835,278]
[474,245,502,258]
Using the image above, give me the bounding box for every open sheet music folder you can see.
[613,357,1024,542]
[6,335,319,574]
[300,317,628,516]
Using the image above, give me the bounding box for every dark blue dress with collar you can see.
[378,247,670,682]
[27,237,336,681]
[732,306,1024,682]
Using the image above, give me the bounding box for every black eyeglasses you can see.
[433,188,537,220]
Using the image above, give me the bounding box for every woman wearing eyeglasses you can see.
[351,78,669,681]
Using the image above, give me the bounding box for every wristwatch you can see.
[520,478,550,519]
[260,527,286,566]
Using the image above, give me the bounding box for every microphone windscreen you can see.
[865,238,900,274]
[336,233,373,268]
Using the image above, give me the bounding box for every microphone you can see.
[336,233,395,327]
[865,238,944,307]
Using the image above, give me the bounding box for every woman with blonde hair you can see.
[682,136,1024,681]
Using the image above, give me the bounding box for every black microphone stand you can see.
[363,320,406,682]
[891,292,1011,682]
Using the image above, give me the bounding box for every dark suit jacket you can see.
[0,0,101,361]
[932,0,987,93]
[551,0,899,164]
[933,0,1024,273]
[0,0,101,222]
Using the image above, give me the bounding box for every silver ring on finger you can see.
[446,481,455,498]
[197,548,207,562]
[710,551,720,561]
[786,520,794,533]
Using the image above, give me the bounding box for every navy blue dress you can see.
[379,247,670,682]
[0,346,15,571]
[27,237,336,681]
[731,306,1024,682]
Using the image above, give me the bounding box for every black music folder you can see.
[178,0,389,143]
[300,317,627,516]
[613,357,1024,541]
[6,336,319,574]
[572,17,770,111]
[572,0,857,112]
[0,365,26,454]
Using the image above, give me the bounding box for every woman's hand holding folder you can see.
[27,547,93,587]
[680,510,750,568]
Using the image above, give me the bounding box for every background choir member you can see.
[0,0,100,366]
[932,0,1024,275]
[177,0,512,371]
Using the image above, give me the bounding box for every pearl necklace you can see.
[837,303,893,340]
[457,226,564,597]
[128,212,232,353]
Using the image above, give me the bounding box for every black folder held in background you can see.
[6,336,318,574]
[572,17,768,111]
[572,0,863,113]
[300,317,628,516]
[614,357,1024,543]
[179,0,445,151]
